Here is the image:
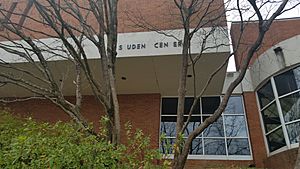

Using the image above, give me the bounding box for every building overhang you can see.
[248,34,300,91]
[0,28,230,97]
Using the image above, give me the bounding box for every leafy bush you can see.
[120,123,167,168]
[0,111,167,169]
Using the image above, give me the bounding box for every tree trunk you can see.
[173,29,190,168]
[105,0,120,145]
[172,155,186,169]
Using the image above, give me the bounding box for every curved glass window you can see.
[160,96,251,158]
[261,103,281,133]
[280,92,300,122]
[266,127,286,152]
[274,67,300,96]
[257,81,275,108]
[257,65,300,153]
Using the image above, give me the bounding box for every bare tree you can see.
[1,0,300,168]
[170,0,300,168]
[123,0,300,168]
[0,0,120,144]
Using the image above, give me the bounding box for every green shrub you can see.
[120,123,165,169]
[0,111,168,169]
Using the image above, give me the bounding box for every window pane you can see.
[295,66,300,89]
[162,98,201,115]
[184,117,201,137]
[160,138,175,154]
[274,66,300,96]
[161,116,176,137]
[257,81,275,108]
[286,122,300,144]
[280,92,300,122]
[261,103,281,133]
[160,97,251,157]
[266,128,286,152]
[191,138,203,155]
[224,96,244,114]
[204,138,226,155]
[225,115,247,137]
[203,116,224,137]
[227,138,251,155]
[202,97,220,114]
[184,97,200,115]
[162,98,177,115]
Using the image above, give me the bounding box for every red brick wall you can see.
[2,92,280,168]
[243,92,268,168]
[0,0,226,41]
[231,18,300,70]
[118,94,161,148]
[243,92,299,169]
[185,160,253,169]
[1,94,161,148]
[264,148,298,169]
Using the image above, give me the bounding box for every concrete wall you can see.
[249,35,300,90]
[231,18,300,71]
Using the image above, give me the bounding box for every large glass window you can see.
[257,65,300,153]
[261,103,281,133]
[257,81,275,108]
[160,96,251,158]
[274,67,300,96]
[266,127,286,152]
[280,92,300,122]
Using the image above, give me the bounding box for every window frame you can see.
[256,65,300,156]
[159,95,253,160]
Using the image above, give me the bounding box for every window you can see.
[257,81,275,108]
[257,65,300,154]
[274,67,300,96]
[160,96,251,159]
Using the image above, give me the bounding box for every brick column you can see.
[243,92,268,168]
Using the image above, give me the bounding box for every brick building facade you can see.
[230,18,300,169]
[0,1,299,168]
